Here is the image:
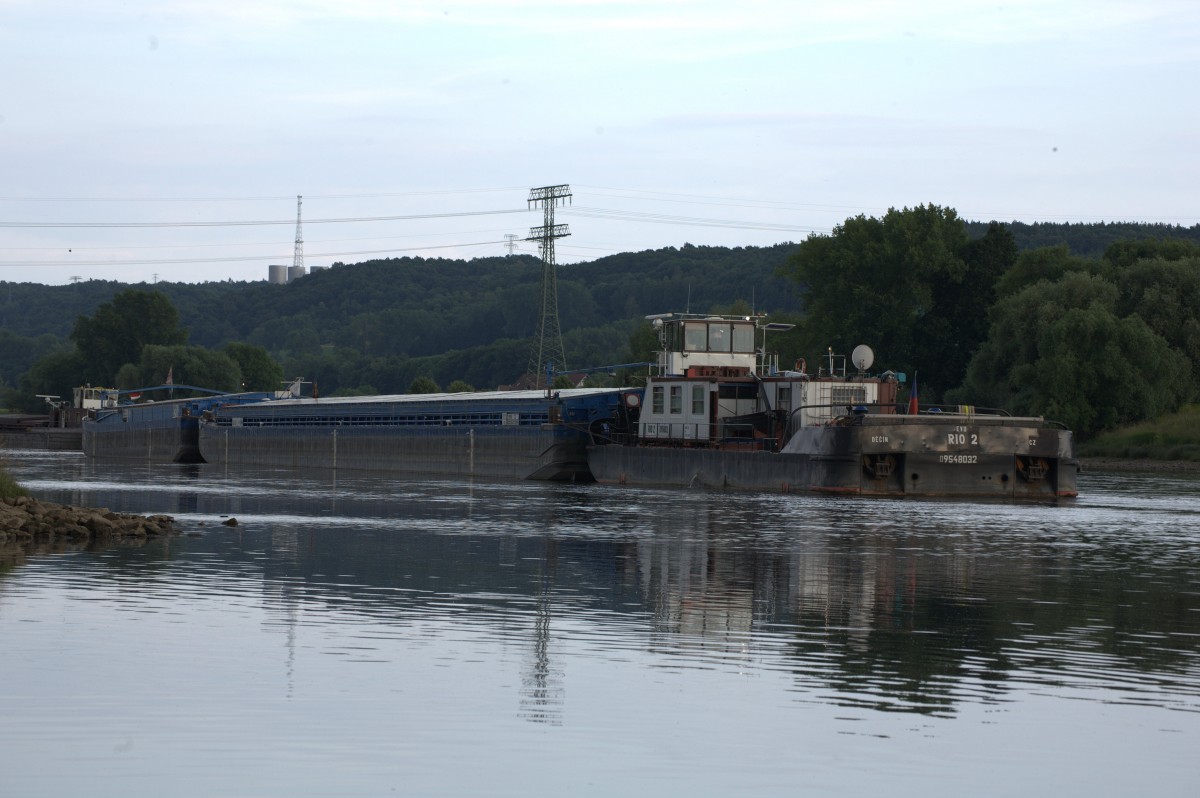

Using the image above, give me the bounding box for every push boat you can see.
[587,313,1079,499]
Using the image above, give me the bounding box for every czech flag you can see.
[908,372,919,415]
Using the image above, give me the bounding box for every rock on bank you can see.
[0,496,175,545]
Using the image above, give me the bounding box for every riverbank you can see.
[1080,456,1200,473]
[0,495,175,545]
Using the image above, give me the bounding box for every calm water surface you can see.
[1,449,1198,797]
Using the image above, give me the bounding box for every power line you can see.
[575,184,885,213]
[0,187,530,202]
[0,240,509,268]
[566,205,820,233]
[0,208,526,229]
[0,226,527,252]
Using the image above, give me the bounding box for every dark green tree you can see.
[782,205,1011,398]
[138,345,242,393]
[1113,257,1200,400]
[628,323,659,365]
[224,342,284,392]
[1103,238,1200,271]
[917,221,1017,392]
[408,376,440,394]
[955,272,1190,436]
[994,245,1095,297]
[0,330,70,388]
[13,350,87,412]
[70,290,188,384]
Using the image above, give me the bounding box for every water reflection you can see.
[1,450,1199,795]
[4,450,1197,721]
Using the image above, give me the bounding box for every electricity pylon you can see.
[525,184,571,388]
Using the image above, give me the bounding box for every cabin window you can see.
[664,322,682,352]
[732,324,755,353]
[669,385,682,414]
[708,323,731,352]
[691,384,705,415]
[652,386,664,414]
[683,323,707,351]
[831,386,867,406]
[778,386,792,412]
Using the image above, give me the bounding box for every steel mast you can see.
[292,195,304,272]
[525,184,571,388]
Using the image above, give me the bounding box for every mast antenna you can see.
[524,184,571,388]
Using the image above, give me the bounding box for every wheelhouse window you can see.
[732,324,755,353]
[683,323,707,352]
[708,323,731,352]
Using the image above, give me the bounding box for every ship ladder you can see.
[1015,455,1049,482]
[863,454,895,479]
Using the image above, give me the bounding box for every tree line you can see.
[786,208,1200,437]
[3,219,1198,439]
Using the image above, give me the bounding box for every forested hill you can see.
[0,243,803,395]
[5,219,1199,403]
[963,220,1200,258]
[1,243,802,344]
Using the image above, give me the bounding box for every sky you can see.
[1,0,1197,286]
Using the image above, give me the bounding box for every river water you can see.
[1,449,1198,797]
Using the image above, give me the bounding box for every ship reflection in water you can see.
[1,450,1198,797]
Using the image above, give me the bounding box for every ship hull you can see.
[81,391,276,463]
[83,417,202,463]
[198,423,592,481]
[194,388,629,481]
[589,417,1078,500]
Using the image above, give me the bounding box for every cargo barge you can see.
[80,385,276,463]
[197,387,627,481]
[588,313,1078,499]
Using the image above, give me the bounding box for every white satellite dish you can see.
[851,344,875,372]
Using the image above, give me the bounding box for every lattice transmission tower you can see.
[524,184,572,388]
[292,195,305,272]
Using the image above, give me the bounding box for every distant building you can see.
[269,264,326,283]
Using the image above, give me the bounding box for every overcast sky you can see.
[2,0,1197,286]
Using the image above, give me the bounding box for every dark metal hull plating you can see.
[198,423,593,481]
[82,419,202,463]
[589,417,1078,499]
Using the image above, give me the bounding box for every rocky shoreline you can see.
[0,495,175,546]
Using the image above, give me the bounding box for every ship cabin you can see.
[636,313,899,451]
[74,385,118,411]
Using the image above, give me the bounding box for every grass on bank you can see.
[1080,404,1200,461]
[0,455,29,499]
